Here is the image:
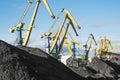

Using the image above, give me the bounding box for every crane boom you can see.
[22,0,40,46]
[9,22,24,33]
[84,33,97,60]
[48,8,64,32]
[9,0,32,33]
[49,8,80,54]
[9,0,32,45]
[90,33,97,45]
[23,0,55,46]
[64,9,80,29]
[42,0,55,18]
[58,21,70,52]
[40,8,64,39]
[39,8,80,60]
[50,15,67,54]
[61,27,79,56]
[61,32,73,55]
[63,26,80,45]
[40,8,80,39]
[108,40,113,50]
[69,20,79,36]
[19,0,33,23]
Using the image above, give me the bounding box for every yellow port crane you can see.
[9,0,33,45]
[61,27,80,68]
[50,8,80,55]
[40,8,80,59]
[23,0,55,46]
[9,0,55,46]
[50,20,79,59]
[40,8,80,38]
[98,36,114,59]
[66,28,80,57]
[62,27,80,57]
[83,33,97,61]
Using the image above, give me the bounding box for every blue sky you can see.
[0,0,120,51]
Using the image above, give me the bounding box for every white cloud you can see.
[94,22,105,27]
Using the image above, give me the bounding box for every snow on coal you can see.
[0,40,85,80]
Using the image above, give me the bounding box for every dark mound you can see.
[0,40,84,80]
[87,58,115,78]
[17,45,49,58]
[87,57,120,79]
[109,57,120,66]
[70,57,120,80]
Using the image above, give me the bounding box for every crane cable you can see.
[48,8,64,32]
[19,0,32,23]
[40,8,64,39]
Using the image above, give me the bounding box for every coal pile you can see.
[0,40,85,80]
[109,57,120,66]
[1,40,120,80]
[88,57,120,80]
[88,58,115,78]
[70,57,120,80]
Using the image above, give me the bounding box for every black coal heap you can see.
[1,40,120,80]
[0,40,84,80]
